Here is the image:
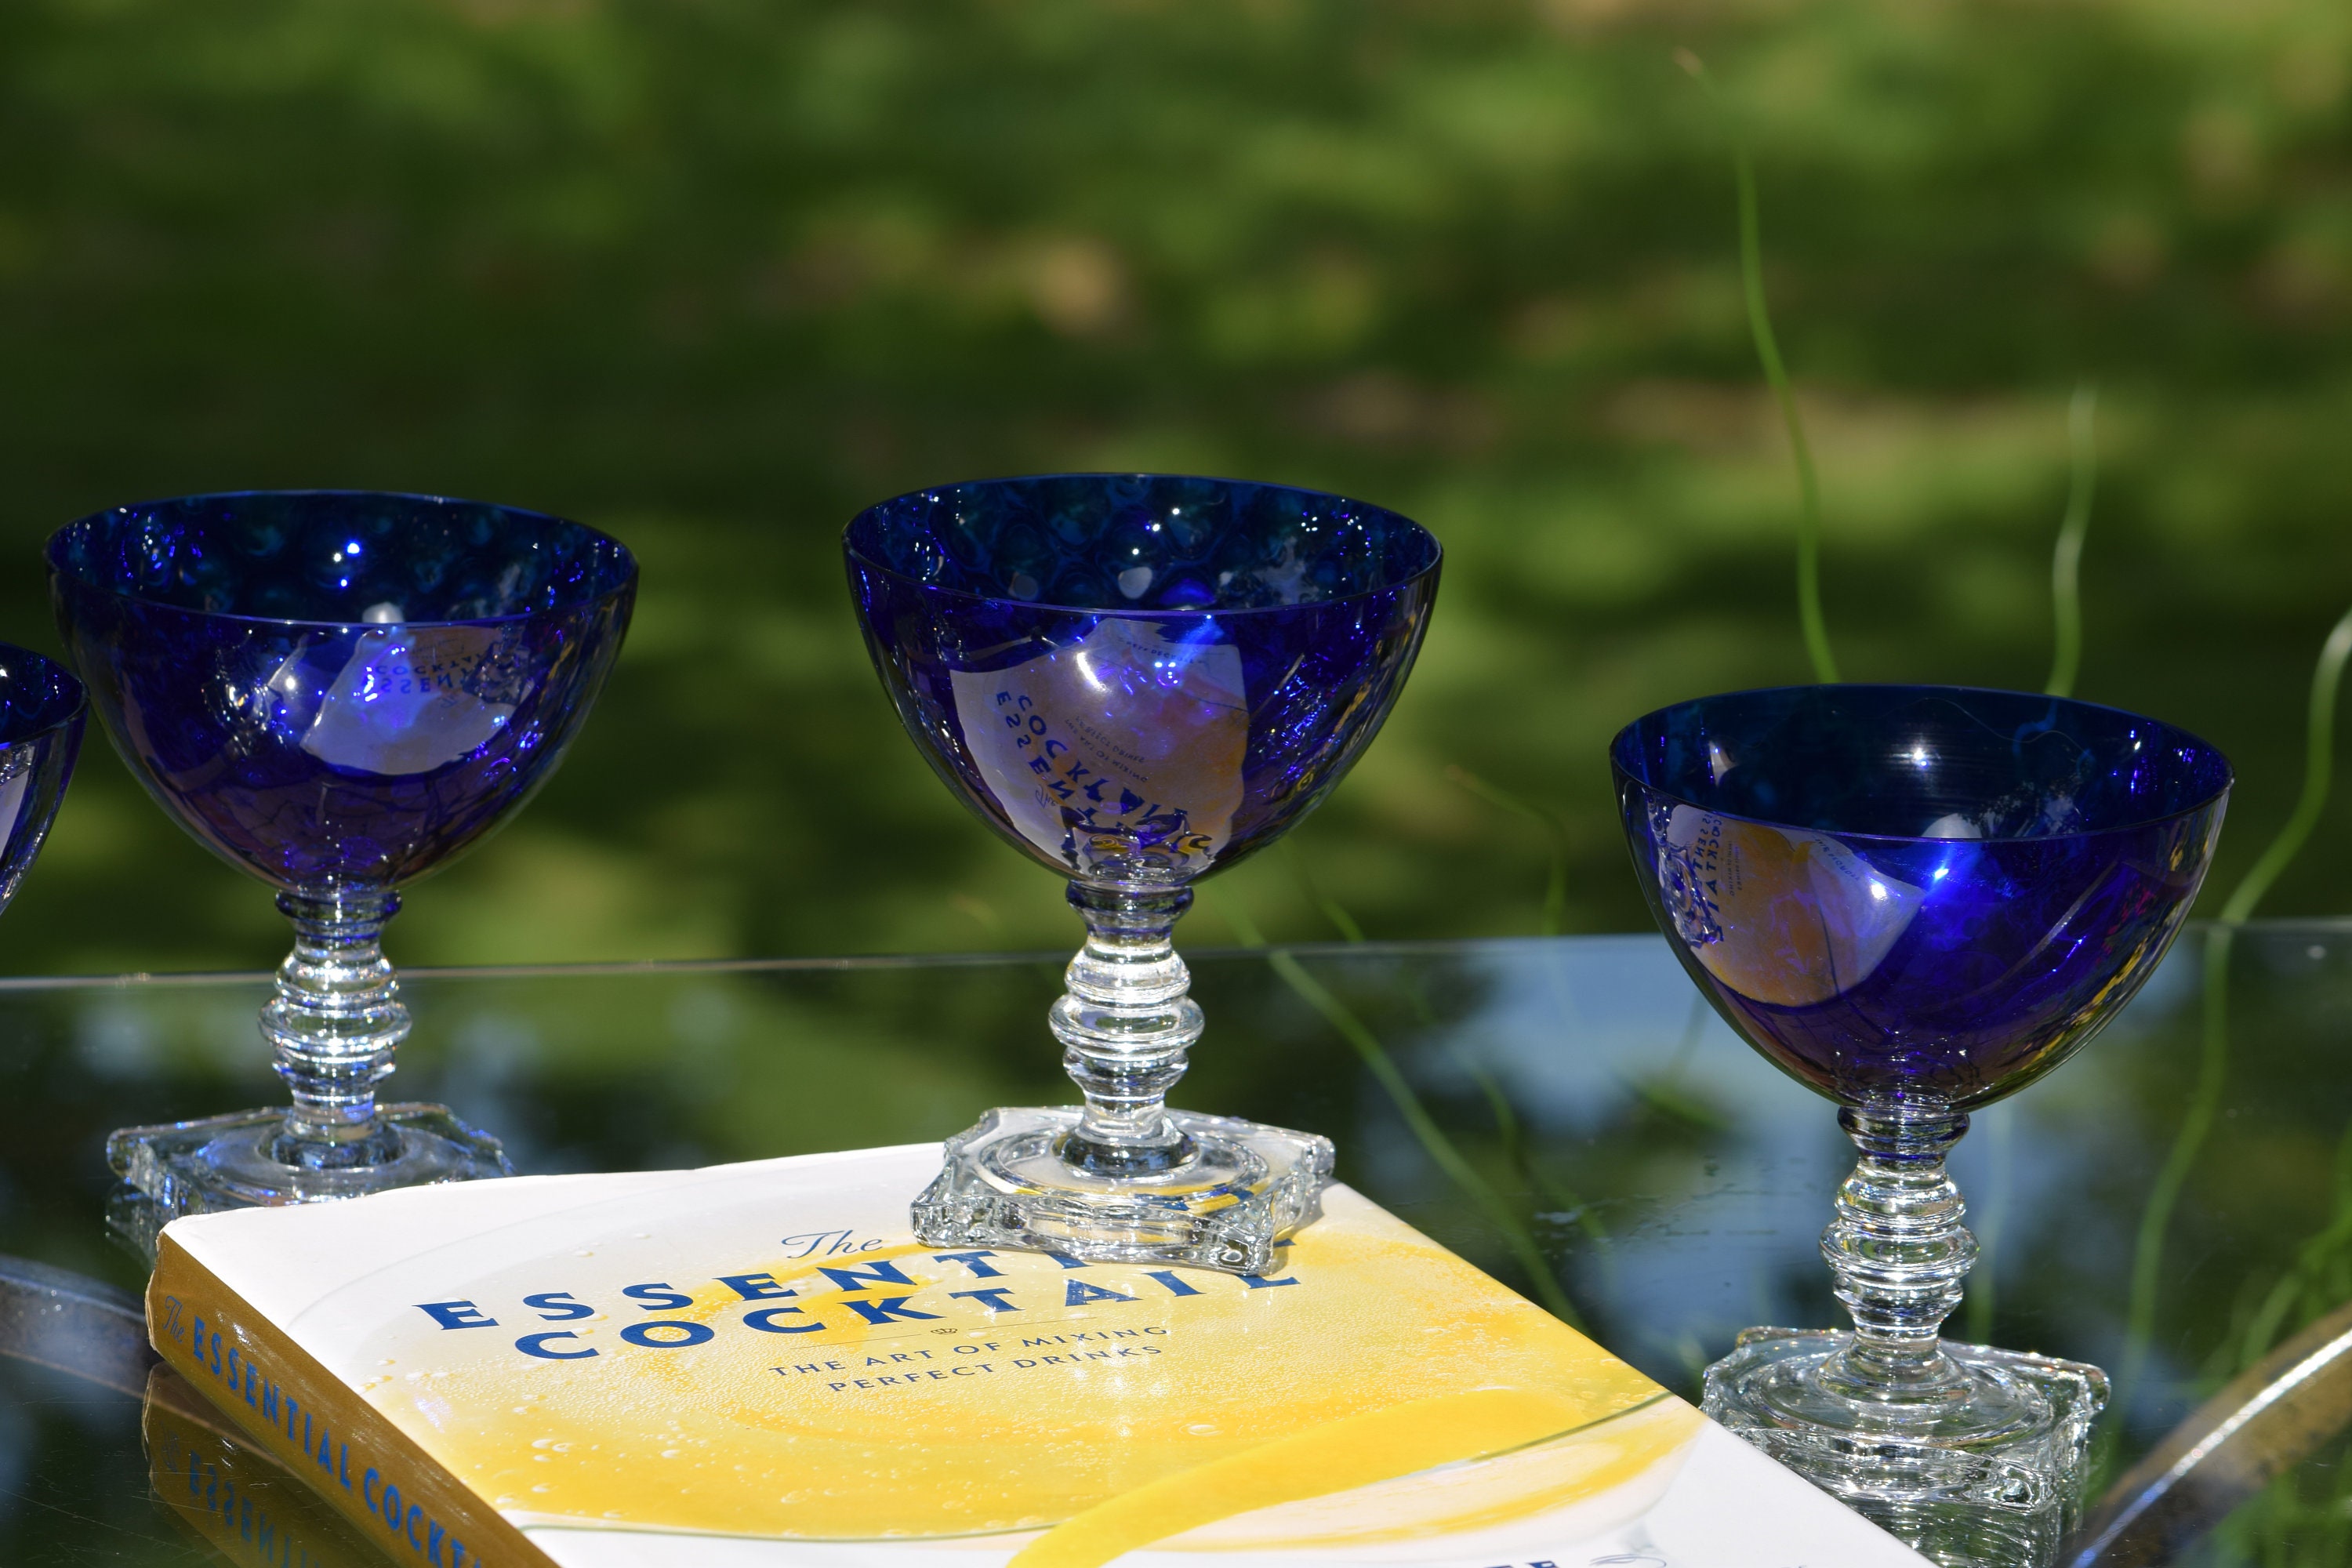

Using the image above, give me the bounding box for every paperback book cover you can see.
[147,1143,1925,1567]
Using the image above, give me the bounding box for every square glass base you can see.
[912,1106,1334,1275]
[1703,1327,2107,1568]
[106,1103,511,1260]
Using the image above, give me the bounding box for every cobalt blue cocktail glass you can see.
[1614,684,2231,1561]
[49,492,635,1233]
[847,474,1439,1272]
[0,645,87,928]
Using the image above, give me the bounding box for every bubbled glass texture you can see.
[49,492,636,893]
[845,474,1441,891]
[0,644,85,920]
[1613,684,2232,1111]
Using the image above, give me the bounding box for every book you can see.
[147,1142,1926,1567]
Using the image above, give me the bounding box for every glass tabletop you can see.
[2,921,2347,1566]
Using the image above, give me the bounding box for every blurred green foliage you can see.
[2,0,2350,974]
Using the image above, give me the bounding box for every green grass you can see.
[0,0,2348,981]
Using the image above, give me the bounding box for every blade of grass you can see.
[1964,1104,2015,1345]
[1456,1047,1610,1253]
[1679,48,1838,683]
[2213,604,2352,931]
[1616,1070,1733,1134]
[1208,888,1588,1329]
[1289,840,1442,1028]
[2238,1115,2352,1371]
[2045,384,2098,699]
[1614,993,1729,1133]
[2116,603,2352,1417]
[949,891,1008,944]
[1283,843,1452,1029]
[1445,765,1567,935]
[1280,840,1366,944]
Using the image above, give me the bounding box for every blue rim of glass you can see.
[1609,682,2235,844]
[0,643,88,743]
[841,471,1443,617]
[45,488,639,631]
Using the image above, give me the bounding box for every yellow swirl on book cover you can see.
[147,1143,1925,1567]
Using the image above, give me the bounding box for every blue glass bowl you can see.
[52,492,637,1235]
[847,474,1439,1274]
[48,492,637,893]
[844,474,1441,889]
[1613,685,2232,1110]
[0,644,86,920]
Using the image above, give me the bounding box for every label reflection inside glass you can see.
[953,617,1246,882]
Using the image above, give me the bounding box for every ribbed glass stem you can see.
[1050,883,1200,1177]
[263,888,408,1168]
[1819,1103,1978,1396]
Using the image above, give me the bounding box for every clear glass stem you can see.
[1050,883,1201,1178]
[1817,1102,1980,1403]
[262,888,409,1169]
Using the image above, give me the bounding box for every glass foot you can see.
[106,1103,510,1257]
[1703,1327,2107,1568]
[913,1106,1334,1275]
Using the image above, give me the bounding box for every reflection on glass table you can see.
[2,924,2351,1565]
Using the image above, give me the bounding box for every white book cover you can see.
[148,1142,1926,1568]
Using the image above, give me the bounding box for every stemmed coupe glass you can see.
[1614,684,2230,1566]
[49,492,636,1242]
[846,474,1440,1273]
[0,644,85,955]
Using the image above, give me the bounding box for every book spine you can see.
[149,1235,548,1568]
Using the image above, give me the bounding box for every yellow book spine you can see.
[149,1233,548,1568]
